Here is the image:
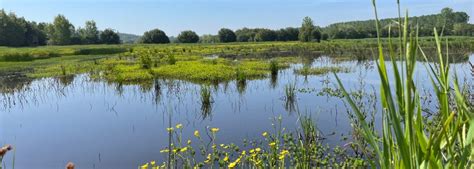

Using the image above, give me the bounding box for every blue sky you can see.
[0,0,472,36]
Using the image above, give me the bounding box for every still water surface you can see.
[1,55,472,169]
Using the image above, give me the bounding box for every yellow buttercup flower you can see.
[180,147,188,152]
[279,150,290,160]
[211,128,220,133]
[224,154,229,162]
[262,132,268,137]
[141,163,149,169]
[269,142,276,147]
[228,162,237,168]
[175,123,183,129]
[160,149,169,153]
[187,140,192,144]
[166,127,174,132]
[194,130,200,138]
[255,148,261,152]
[204,153,212,163]
[150,161,156,166]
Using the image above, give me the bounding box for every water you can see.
[0,55,472,169]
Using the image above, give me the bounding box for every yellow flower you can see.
[141,163,149,169]
[187,140,192,144]
[262,132,268,137]
[224,154,229,162]
[269,142,276,147]
[175,123,183,129]
[228,157,242,169]
[241,150,246,155]
[278,155,285,160]
[166,127,174,132]
[210,128,220,133]
[220,144,225,147]
[255,148,261,152]
[279,150,290,160]
[250,149,255,154]
[160,149,169,153]
[204,154,212,163]
[180,147,188,152]
[228,162,237,168]
[150,161,156,166]
[212,144,217,149]
[194,130,200,138]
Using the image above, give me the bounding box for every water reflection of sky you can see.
[0,54,472,169]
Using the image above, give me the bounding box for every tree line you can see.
[0,10,120,46]
[323,8,472,39]
[0,7,472,46]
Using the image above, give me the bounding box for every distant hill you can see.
[118,33,140,44]
[321,8,471,39]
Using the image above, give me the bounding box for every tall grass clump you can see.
[335,0,473,168]
[284,83,296,102]
[139,51,153,69]
[200,85,213,119]
[284,83,297,112]
[269,59,279,76]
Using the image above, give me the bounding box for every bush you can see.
[177,30,199,43]
[218,28,236,43]
[141,29,170,44]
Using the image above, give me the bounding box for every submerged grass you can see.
[295,66,352,76]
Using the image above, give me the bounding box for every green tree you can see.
[311,28,321,42]
[199,34,220,43]
[299,16,315,42]
[140,29,170,44]
[48,15,74,45]
[218,28,236,43]
[276,27,299,41]
[453,23,474,36]
[78,20,99,44]
[177,30,199,43]
[0,10,27,46]
[100,28,121,44]
[255,29,277,42]
[321,33,329,40]
[24,21,48,46]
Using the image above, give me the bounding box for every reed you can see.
[269,59,279,76]
[334,0,473,168]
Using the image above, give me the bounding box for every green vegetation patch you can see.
[151,59,287,83]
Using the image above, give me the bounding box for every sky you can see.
[0,0,472,36]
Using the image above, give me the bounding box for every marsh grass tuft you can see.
[295,66,351,76]
[269,59,279,75]
[200,85,213,119]
[284,83,297,112]
[167,55,176,65]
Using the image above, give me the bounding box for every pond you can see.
[0,54,472,169]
